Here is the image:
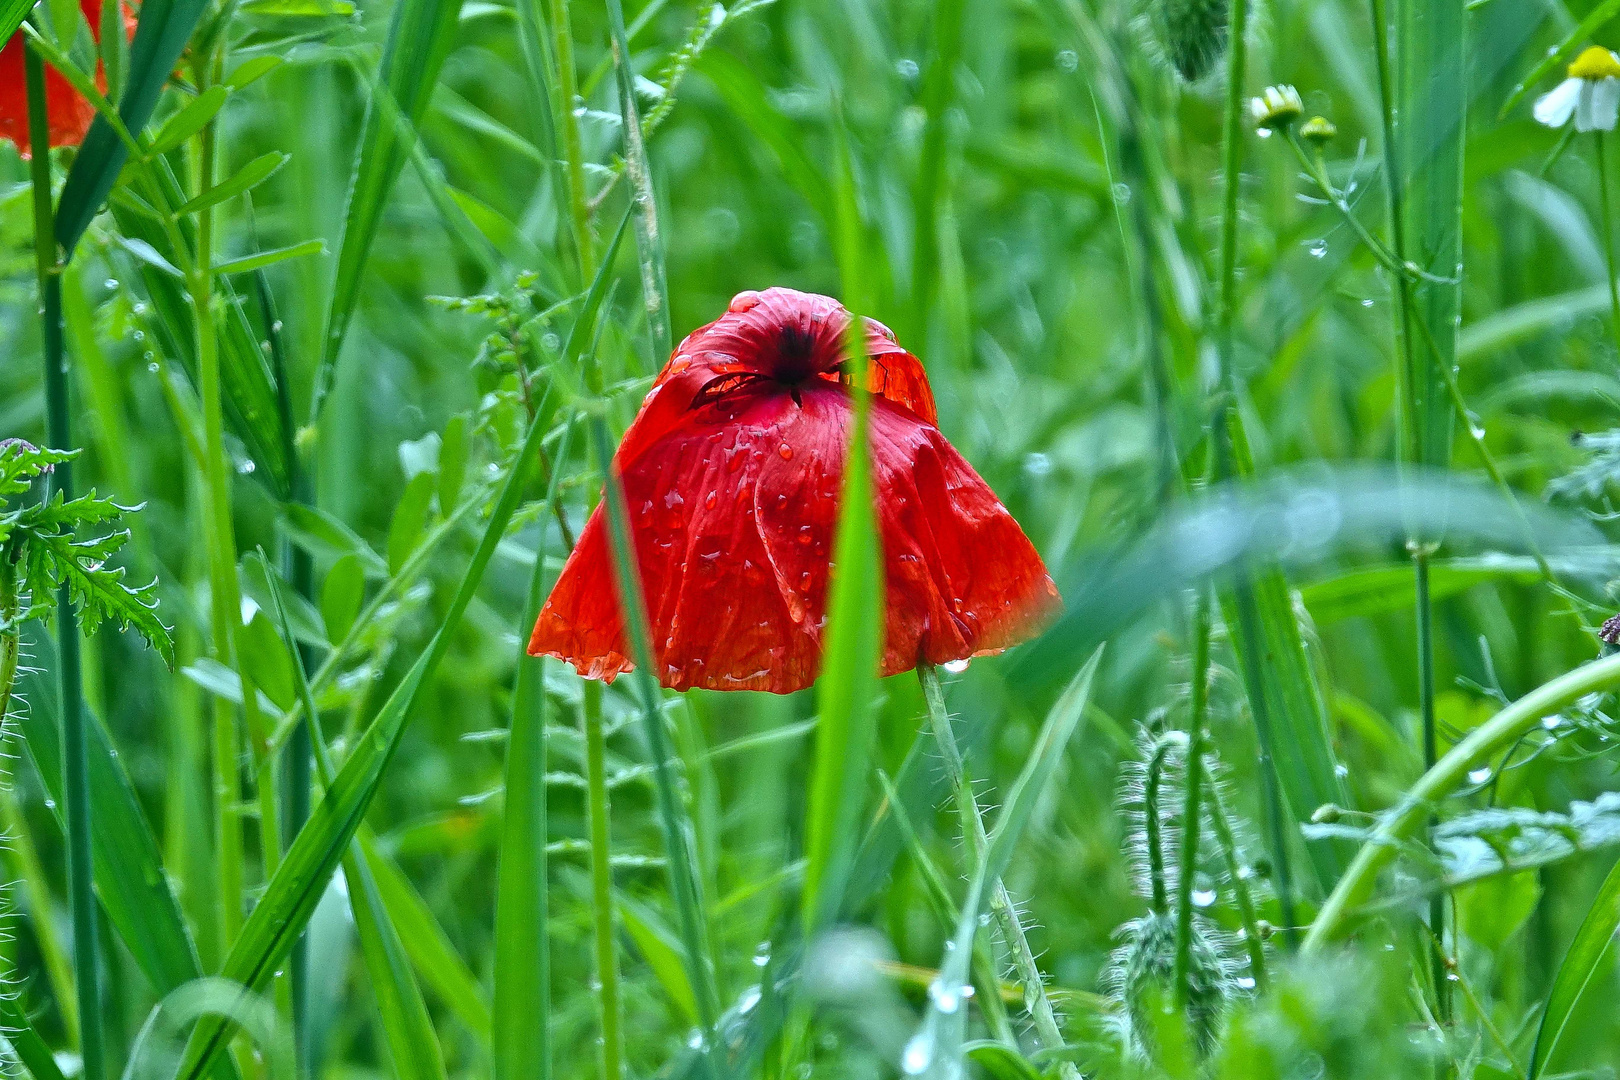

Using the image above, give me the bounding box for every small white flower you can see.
[1249,85,1303,131]
[1535,46,1620,132]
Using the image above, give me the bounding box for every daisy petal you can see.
[1535,78,1580,128]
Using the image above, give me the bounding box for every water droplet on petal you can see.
[779,443,793,460]
[944,658,970,674]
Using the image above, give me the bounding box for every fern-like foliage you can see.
[0,440,173,665]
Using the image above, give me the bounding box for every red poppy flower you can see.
[529,287,1061,694]
[0,0,135,156]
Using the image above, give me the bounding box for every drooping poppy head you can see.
[529,287,1061,694]
[0,0,136,156]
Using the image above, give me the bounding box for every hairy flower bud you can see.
[1148,0,1229,82]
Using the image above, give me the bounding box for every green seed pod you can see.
[1150,0,1230,82]
[1111,910,1233,1063]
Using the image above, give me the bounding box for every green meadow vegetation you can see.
[8,0,1620,1076]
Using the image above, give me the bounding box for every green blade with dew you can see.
[314,0,466,417]
[173,401,552,1080]
[108,166,291,494]
[801,113,883,935]
[906,650,1101,1080]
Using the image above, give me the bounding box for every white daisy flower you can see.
[1535,46,1620,132]
[1249,84,1303,132]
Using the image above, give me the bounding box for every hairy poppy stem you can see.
[918,665,1078,1078]
[1171,590,1211,1008]
[24,36,102,1080]
[581,679,625,1080]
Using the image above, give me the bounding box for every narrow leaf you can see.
[175,151,288,217]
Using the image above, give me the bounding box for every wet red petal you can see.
[657,287,938,425]
[529,376,1059,694]
[0,1,136,156]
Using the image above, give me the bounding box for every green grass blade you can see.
[54,0,211,251]
[110,174,290,493]
[801,117,882,935]
[314,0,465,417]
[346,838,451,1080]
[14,634,204,998]
[1220,417,1350,899]
[365,844,493,1041]
[1527,855,1620,1078]
[176,407,551,1080]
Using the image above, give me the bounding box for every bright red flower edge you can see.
[529,287,1062,694]
[0,0,135,155]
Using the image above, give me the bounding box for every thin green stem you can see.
[918,665,1077,1079]
[1205,776,1268,992]
[1172,590,1211,1008]
[586,415,722,1078]
[1142,733,1177,916]
[548,0,592,278]
[1307,651,1620,949]
[1596,131,1620,354]
[24,38,102,1080]
[1414,547,1449,1021]
[581,678,624,1080]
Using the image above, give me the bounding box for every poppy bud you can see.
[1147,0,1229,83]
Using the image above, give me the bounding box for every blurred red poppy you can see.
[529,287,1061,694]
[0,0,135,156]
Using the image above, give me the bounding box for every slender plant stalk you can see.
[1205,775,1267,991]
[1172,590,1211,1008]
[24,39,103,1080]
[587,415,722,1078]
[1597,131,1620,353]
[1142,732,1177,916]
[917,665,1078,1080]
[1307,651,1620,948]
[1371,0,1454,1026]
[1206,0,1301,941]
[548,0,593,278]
[581,678,624,1080]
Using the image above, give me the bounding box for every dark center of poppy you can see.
[774,324,819,383]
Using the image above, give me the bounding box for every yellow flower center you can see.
[1569,45,1620,81]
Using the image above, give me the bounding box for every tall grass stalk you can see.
[547,0,592,277]
[1597,132,1620,353]
[1207,0,1304,939]
[587,415,722,1077]
[23,39,102,1080]
[581,678,625,1080]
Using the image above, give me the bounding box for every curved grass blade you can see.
[175,406,552,1080]
[313,0,465,417]
[347,838,450,1080]
[55,0,211,251]
[1527,854,1620,1078]
[366,844,492,1042]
